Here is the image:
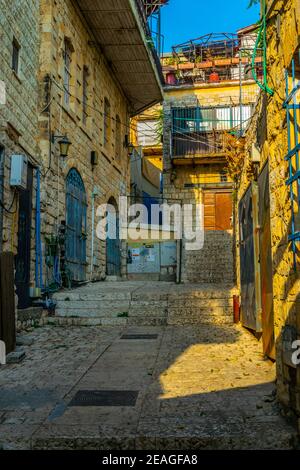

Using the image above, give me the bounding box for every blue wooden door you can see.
[106,208,121,276]
[66,169,87,282]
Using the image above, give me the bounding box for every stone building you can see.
[0,0,40,309]
[234,0,300,426]
[0,0,164,310]
[160,28,261,284]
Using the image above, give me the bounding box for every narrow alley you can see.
[0,320,296,450]
[0,0,300,457]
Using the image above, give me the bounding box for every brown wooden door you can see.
[258,163,275,359]
[204,191,233,231]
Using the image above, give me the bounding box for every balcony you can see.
[76,0,165,115]
[172,131,227,163]
[171,104,252,163]
[162,30,263,87]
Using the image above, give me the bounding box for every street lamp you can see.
[52,134,72,158]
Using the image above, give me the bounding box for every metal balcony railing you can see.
[171,130,227,159]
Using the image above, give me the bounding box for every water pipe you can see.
[90,186,100,280]
[35,168,43,289]
[251,0,274,96]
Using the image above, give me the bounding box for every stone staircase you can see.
[52,282,238,327]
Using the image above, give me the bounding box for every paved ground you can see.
[0,323,297,449]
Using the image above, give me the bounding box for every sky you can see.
[160,0,260,52]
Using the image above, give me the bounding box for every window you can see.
[103,98,111,146]
[12,38,20,74]
[172,105,253,134]
[63,39,73,105]
[137,120,160,146]
[220,170,228,182]
[82,67,89,125]
[115,115,122,160]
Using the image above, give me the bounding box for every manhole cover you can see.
[69,390,139,407]
[120,334,158,340]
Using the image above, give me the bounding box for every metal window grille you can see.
[284,51,300,269]
[64,40,72,105]
[104,98,111,146]
[115,115,122,160]
[82,67,88,125]
[12,38,20,74]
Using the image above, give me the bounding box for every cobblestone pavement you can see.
[0,324,297,449]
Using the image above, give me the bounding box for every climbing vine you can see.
[223,133,246,184]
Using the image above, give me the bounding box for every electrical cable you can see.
[0,189,17,214]
[251,0,274,96]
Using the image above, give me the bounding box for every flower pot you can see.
[166,72,177,85]
[196,61,213,69]
[178,62,194,70]
[215,58,231,66]
[209,72,220,83]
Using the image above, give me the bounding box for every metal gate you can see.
[15,164,33,309]
[239,184,261,331]
[106,204,121,276]
[258,163,275,359]
[66,169,87,282]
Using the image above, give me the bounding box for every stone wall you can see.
[38,0,131,284]
[162,84,246,285]
[0,0,40,260]
[235,0,300,426]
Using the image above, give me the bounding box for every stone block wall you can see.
[235,0,300,425]
[38,0,131,284]
[162,87,237,285]
[0,0,40,260]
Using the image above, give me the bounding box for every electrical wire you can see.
[0,189,17,214]
[50,78,154,141]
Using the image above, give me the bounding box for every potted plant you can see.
[178,61,195,70]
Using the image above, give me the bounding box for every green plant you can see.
[248,0,259,6]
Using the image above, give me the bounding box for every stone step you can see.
[53,292,132,301]
[55,307,168,319]
[47,317,128,327]
[53,283,238,326]
[168,312,233,325]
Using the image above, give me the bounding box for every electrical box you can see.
[10,154,28,189]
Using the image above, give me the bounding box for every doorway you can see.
[106,197,121,276]
[258,163,275,359]
[66,168,87,282]
[15,163,33,309]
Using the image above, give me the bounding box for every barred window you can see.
[63,39,73,105]
[12,38,20,74]
[115,115,122,160]
[104,98,111,146]
[82,67,89,125]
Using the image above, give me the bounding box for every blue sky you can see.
[161,0,260,52]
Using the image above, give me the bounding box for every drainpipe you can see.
[35,168,43,289]
[0,147,4,253]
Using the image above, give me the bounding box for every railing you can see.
[171,131,227,158]
[134,0,164,83]
[164,60,263,87]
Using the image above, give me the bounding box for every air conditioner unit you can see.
[10,154,28,189]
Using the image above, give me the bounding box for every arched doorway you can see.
[106,197,121,276]
[66,168,87,282]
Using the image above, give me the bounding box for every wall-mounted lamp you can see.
[52,134,72,158]
[127,143,135,157]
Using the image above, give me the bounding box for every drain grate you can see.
[69,390,139,407]
[120,334,159,340]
